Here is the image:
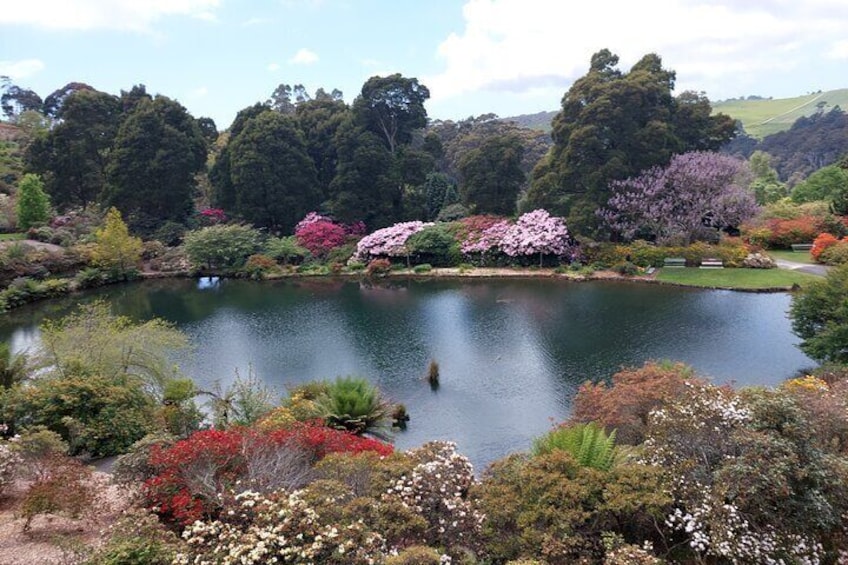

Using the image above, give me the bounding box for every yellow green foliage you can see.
[92,207,142,272]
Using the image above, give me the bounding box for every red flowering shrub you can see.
[198,208,226,225]
[144,423,392,526]
[295,220,347,257]
[812,233,841,261]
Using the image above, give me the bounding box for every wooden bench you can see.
[663,257,686,268]
[791,243,813,252]
[700,258,724,269]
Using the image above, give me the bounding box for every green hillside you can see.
[713,89,848,138]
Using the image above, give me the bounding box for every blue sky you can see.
[2,0,848,130]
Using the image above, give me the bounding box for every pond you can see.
[0,277,814,470]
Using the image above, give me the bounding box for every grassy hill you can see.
[500,110,557,132]
[713,89,848,138]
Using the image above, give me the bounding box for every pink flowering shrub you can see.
[500,209,570,264]
[461,219,512,255]
[295,220,347,257]
[294,211,333,234]
[353,221,433,261]
[198,208,226,225]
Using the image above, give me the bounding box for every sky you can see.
[1,0,847,130]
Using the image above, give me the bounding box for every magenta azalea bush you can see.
[353,221,433,261]
[294,212,334,234]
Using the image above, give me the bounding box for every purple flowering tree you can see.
[600,151,758,244]
[353,221,433,262]
[500,209,570,266]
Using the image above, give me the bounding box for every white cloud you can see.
[242,17,271,27]
[0,0,221,32]
[0,59,45,79]
[188,86,208,99]
[826,40,848,59]
[288,48,319,66]
[427,0,848,104]
[267,62,281,72]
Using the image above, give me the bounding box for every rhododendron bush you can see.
[144,422,392,525]
[500,209,570,263]
[353,221,432,261]
[295,220,346,257]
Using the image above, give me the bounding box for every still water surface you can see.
[0,277,814,470]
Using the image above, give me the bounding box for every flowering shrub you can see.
[198,207,226,225]
[754,215,823,248]
[460,219,511,255]
[20,453,100,531]
[819,239,848,265]
[0,441,21,495]
[353,221,432,261]
[366,258,393,277]
[145,423,392,526]
[175,488,388,565]
[295,220,347,257]
[811,232,840,261]
[500,209,570,265]
[386,441,483,553]
[294,211,333,233]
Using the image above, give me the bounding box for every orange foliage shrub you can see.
[570,361,705,445]
[811,233,840,261]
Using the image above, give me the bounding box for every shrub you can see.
[612,261,638,276]
[413,263,432,273]
[366,258,392,277]
[242,253,277,279]
[13,373,158,457]
[151,220,186,246]
[791,263,848,363]
[385,546,442,565]
[820,240,848,265]
[264,235,309,265]
[86,508,181,565]
[759,215,823,248]
[112,433,176,485]
[474,451,670,563]
[20,453,98,531]
[16,173,51,230]
[295,219,347,258]
[74,266,106,289]
[145,423,392,526]
[353,221,432,262]
[406,224,461,267]
[0,441,21,496]
[92,207,143,273]
[571,361,702,445]
[183,224,261,269]
[811,232,840,261]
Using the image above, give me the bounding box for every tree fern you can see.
[531,422,618,471]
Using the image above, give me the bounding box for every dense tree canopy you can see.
[226,111,320,231]
[104,95,207,231]
[458,133,525,215]
[791,264,848,363]
[27,89,123,209]
[525,49,736,235]
[353,74,429,154]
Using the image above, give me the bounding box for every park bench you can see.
[663,257,685,268]
[791,243,813,252]
[700,258,724,269]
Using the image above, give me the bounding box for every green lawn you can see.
[767,249,816,265]
[656,267,821,289]
[0,233,25,241]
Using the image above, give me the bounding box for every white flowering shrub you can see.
[645,383,843,563]
[175,489,386,565]
[0,440,21,495]
[386,441,484,553]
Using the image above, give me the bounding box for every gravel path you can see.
[774,258,831,277]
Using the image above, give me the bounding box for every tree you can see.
[353,74,430,154]
[601,151,758,244]
[104,96,207,232]
[210,103,269,212]
[26,89,123,209]
[422,172,459,220]
[15,173,50,229]
[183,224,261,269]
[748,150,786,204]
[790,164,848,204]
[91,206,143,273]
[0,82,43,121]
[524,50,735,235]
[38,300,189,397]
[296,98,350,194]
[790,263,848,363]
[41,82,95,118]
[227,111,321,231]
[458,133,525,215]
